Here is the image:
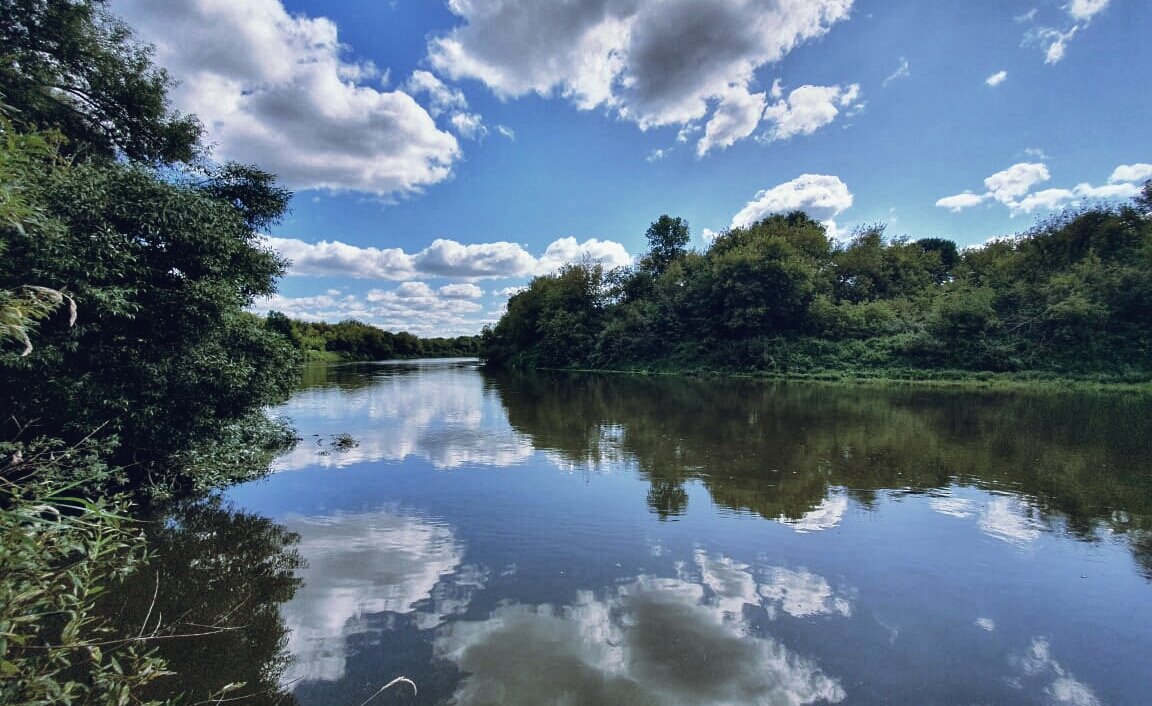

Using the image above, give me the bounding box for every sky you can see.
[109,0,1152,337]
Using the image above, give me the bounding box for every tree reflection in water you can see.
[97,495,304,706]
[487,370,1152,573]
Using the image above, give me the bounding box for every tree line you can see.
[264,312,481,361]
[482,196,1152,380]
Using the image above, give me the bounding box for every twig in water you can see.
[356,676,417,706]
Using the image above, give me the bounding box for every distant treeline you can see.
[265,312,482,361]
[482,188,1152,380]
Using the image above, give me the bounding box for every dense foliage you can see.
[483,197,1152,380]
[266,312,482,361]
[1,2,305,703]
[0,0,201,164]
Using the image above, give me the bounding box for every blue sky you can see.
[111,0,1151,336]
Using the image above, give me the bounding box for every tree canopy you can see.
[482,197,1152,380]
[0,0,202,163]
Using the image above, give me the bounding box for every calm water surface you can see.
[152,360,1152,705]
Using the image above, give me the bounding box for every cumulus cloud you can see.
[266,237,415,279]
[985,162,1051,205]
[440,283,485,299]
[267,236,631,281]
[730,174,854,235]
[936,162,1144,215]
[762,83,862,142]
[986,70,1008,86]
[1109,163,1152,183]
[697,85,767,156]
[113,0,459,197]
[413,239,539,278]
[428,0,856,155]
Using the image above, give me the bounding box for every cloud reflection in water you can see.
[435,552,851,705]
[278,507,481,683]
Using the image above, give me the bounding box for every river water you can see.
[144,359,1152,705]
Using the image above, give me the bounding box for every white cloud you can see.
[937,162,1144,216]
[1024,147,1050,160]
[411,239,539,278]
[882,57,910,86]
[1034,27,1079,64]
[495,125,516,140]
[1071,182,1140,200]
[730,175,854,234]
[535,237,634,274]
[267,237,415,279]
[985,70,1008,86]
[1068,0,1111,22]
[1021,0,1109,65]
[407,70,489,140]
[762,84,862,142]
[984,162,1051,205]
[697,85,767,156]
[406,70,468,117]
[113,0,460,197]
[935,192,988,213]
[1013,188,1077,214]
[450,112,488,140]
[268,236,632,280]
[440,283,485,299]
[428,0,856,155]
[1109,163,1152,183]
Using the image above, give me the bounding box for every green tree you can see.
[642,214,690,275]
[0,151,300,485]
[0,0,201,163]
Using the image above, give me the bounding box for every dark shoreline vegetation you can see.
[480,204,1152,386]
[264,313,482,362]
[0,1,1149,704]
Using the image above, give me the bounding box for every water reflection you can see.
[279,506,478,683]
[275,360,533,471]
[435,557,849,706]
[215,362,1152,705]
[98,496,303,705]
[488,371,1152,569]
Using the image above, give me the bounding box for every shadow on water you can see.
[486,369,1152,576]
[97,495,305,705]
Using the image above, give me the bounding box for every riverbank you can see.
[518,361,1152,394]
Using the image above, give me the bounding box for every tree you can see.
[0,152,300,483]
[642,215,690,275]
[0,0,202,164]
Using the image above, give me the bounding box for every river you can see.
[124,359,1152,705]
